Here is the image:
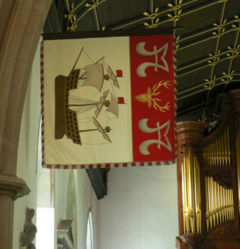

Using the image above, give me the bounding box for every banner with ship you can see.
[41,31,176,168]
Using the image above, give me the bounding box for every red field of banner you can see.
[130,35,175,162]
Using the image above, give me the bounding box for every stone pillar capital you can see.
[0,173,30,200]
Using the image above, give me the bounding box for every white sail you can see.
[95,90,109,118]
[63,48,123,145]
[106,93,119,117]
[107,64,119,88]
[82,63,104,92]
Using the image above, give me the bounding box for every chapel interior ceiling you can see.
[44,0,240,122]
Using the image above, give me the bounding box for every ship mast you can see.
[71,47,84,73]
[78,117,112,143]
[68,90,110,117]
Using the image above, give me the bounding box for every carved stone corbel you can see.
[20,208,37,249]
[0,174,30,200]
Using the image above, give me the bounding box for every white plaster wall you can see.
[97,165,178,249]
[11,38,99,249]
[54,169,98,249]
[54,170,70,227]
[13,41,41,249]
[90,187,98,249]
[74,170,98,249]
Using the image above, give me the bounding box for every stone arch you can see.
[0,1,51,248]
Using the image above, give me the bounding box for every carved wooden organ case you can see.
[176,89,240,249]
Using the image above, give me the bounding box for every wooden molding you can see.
[203,93,231,146]
[179,233,206,249]
[176,121,206,147]
[203,89,240,147]
[228,89,240,114]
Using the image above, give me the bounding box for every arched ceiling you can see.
[44,0,240,122]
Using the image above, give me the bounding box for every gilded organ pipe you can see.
[194,155,201,233]
[182,156,190,233]
[209,177,213,229]
[205,177,234,231]
[237,128,240,213]
[226,127,231,166]
[203,127,231,167]
[188,148,196,233]
[177,90,240,243]
[181,147,201,234]
[205,177,210,232]
[219,185,224,223]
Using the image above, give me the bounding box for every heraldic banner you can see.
[41,31,176,169]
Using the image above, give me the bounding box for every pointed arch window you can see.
[86,210,94,249]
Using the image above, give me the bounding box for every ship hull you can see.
[55,73,82,145]
[55,75,66,139]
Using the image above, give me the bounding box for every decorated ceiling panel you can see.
[45,0,240,121]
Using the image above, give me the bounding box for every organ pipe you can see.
[204,177,234,231]
[182,147,201,233]
[237,128,240,213]
[177,90,240,246]
[203,127,231,167]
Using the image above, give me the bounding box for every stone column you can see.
[0,175,30,249]
[0,0,51,248]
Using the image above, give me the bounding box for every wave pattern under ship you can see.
[55,48,124,145]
